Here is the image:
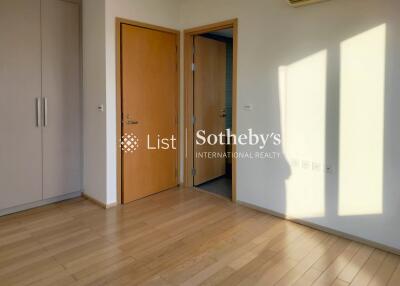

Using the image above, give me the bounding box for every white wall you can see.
[82,0,107,203]
[82,0,400,250]
[180,0,400,250]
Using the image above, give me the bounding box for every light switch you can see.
[243,104,253,111]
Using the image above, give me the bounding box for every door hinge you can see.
[192,63,196,71]
[192,115,196,126]
[191,168,196,176]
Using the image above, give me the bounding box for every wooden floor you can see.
[0,188,399,286]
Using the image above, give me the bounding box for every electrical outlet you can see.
[302,160,311,170]
[312,162,321,172]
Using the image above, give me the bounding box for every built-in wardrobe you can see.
[0,0,82,215]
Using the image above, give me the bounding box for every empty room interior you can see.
[1,0,400,285]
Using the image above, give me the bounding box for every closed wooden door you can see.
[121,24,178,203]
[194,36,227,186]
[41,0,82,199]
[0,0,43,210]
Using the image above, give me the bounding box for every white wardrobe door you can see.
[0,0,43,210]
[42,0,82,199]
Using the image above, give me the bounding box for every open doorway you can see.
[194,31,233,199]
[184,20,238,201]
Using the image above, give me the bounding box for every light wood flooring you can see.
[0,188,399,286]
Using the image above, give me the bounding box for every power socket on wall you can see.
[301,160,311,170]
[289,158,334,174]
[312,162,321,172]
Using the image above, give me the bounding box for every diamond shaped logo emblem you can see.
[121,133,139,153]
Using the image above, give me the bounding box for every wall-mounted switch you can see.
[243,104,253,111]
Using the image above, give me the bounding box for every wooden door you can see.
[194,36,227,186]
[0,0,43,209]
[41,0,82,199]
[121,24,178,203]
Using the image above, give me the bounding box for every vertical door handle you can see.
[36,98,41,127]
[43,98,48,127]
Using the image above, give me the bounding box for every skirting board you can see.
[288,0,329,7]
[237,200,400,256]
[0,191,82,217]
[82,193,117,209]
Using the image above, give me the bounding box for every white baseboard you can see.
[82,193,117,209]
[0,191,82,217]
[237,200,400,256]
[288,0,329,8]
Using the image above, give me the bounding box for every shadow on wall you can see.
[273,7,400,248]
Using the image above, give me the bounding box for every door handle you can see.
[126,120,139,125]
[220,108,227,118]
[43,98,48,127]
[36,98,41,127]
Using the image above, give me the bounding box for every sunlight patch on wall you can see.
[339,24,386,216]
[279,50,327,219]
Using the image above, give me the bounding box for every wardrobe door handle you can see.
[43,98,48,127]
[36,98,41,127]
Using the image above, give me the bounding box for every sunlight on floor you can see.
[339,24,386,216]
